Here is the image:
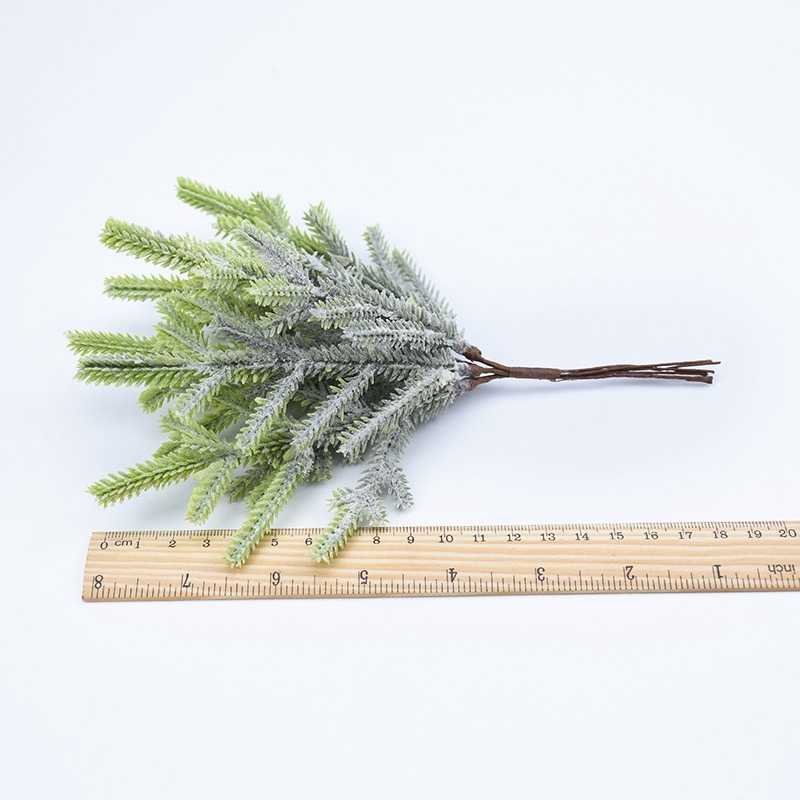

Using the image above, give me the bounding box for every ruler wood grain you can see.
[82,521,800,601]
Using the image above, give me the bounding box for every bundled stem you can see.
[461,346,718,389]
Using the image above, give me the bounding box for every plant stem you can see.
[461,346,718,390]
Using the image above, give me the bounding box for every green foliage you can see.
[88,449,215,506]
[71,179,472,566]
[104,273,189,301]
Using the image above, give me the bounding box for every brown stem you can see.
[461,346,718,391]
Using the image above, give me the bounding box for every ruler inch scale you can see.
[82,520,800,602]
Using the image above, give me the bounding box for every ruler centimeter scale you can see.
[82,520,800,602]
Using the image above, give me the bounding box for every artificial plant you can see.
[69,179,716,566]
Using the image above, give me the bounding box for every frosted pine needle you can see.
[69,179,717,566]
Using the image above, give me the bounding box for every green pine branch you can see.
[71,178,716,568]
[89,450,215,506]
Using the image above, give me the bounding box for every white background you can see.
[2,1,799,797]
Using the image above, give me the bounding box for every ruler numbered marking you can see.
[82,521,800,601]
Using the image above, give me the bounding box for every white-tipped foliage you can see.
[71,179,466,566]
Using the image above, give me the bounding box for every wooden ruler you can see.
[82,521,800,601]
